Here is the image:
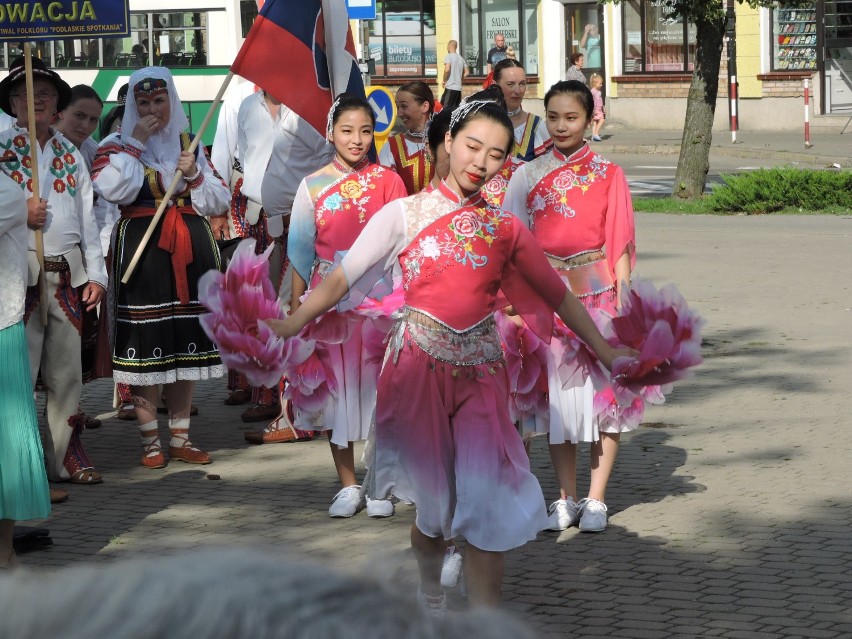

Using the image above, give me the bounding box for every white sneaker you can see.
[546,497,580,531]
[328,485,363,518]
[366,497,394,518]
[416,587,447,618]
[440,545,463,588]
[578,498,608,532]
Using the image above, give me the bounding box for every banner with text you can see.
[0,1,130,41]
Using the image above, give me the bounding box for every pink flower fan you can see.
[283,344,337,414]
[495,312,549,421]
[199,239,287,389]
[609,278,704,395]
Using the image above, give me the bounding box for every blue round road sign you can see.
[366,86,396,136]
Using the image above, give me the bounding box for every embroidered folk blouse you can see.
[0,126,106,288]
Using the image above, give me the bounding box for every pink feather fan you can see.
[607,278,704,400]
[199,239,302,389]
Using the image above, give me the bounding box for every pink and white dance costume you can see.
[339,181,568,551]
[503,143,636,443]
[287,156,406,444]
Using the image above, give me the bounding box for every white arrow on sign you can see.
[369,96,389,125]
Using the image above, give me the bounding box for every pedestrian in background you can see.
[589,72,606,141]
[565,52,587,84]
[440,40,467,111]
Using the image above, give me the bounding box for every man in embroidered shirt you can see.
[0,58,107,485]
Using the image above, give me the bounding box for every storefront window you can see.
[621,0,695,73]
[369,0,437,77]
[771,5,818,71]
[460,0,537,75]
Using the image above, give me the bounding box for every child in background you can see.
[590,73,605,142]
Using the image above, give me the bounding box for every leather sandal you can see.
[69,468,103,484]
[168,428,211,464]
[140,428,166,469]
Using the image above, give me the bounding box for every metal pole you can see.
[804,77,812,148]
[726,0,738,143]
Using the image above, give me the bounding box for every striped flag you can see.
[231,0,366,137]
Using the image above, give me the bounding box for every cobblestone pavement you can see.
[12,213,852,638]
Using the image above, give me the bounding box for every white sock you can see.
[169,418,192,449]
[138,420,160,456]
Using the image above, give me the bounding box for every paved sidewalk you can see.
[594,126,852,168]
[8,215,852,637]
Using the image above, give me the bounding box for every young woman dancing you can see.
[268,100,631,608]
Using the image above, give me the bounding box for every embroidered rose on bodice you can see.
[339,179,363,200]
[451,210,482,238]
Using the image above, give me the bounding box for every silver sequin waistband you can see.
[388,306,504,367]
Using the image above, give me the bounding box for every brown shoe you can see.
[50,488,70,503]
[168,428,211,464]
[84,414,102,429]
[116,406,137,421]
[224,389,252,405]
[169,445,211,464]
[244,425,300,444]
[241,403,280,423]
[140,428,167,469]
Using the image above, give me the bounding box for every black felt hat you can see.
[0,56,72,117]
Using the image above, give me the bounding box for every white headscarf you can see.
[121,67,190,180]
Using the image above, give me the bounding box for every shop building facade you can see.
[354,0,850,130]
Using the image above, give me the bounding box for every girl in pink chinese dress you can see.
[379,81,435,195]
[269,100,631,610]
[503,80,636,534]
[288,94,407,519]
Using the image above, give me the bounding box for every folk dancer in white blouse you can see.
[0,57,107,485]
[92,67,230,469]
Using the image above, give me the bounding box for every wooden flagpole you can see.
[120,71,235,284]
[23,43,48,325]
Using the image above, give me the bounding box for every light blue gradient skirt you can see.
[0,321,50,521]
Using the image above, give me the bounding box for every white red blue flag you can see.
[231,0,365,136]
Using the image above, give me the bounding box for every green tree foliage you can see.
[604,0,813,199]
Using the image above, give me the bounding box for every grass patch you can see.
[634,167,852,214]
[632,196,718,214]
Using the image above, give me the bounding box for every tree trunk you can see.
[673,16,726,199]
